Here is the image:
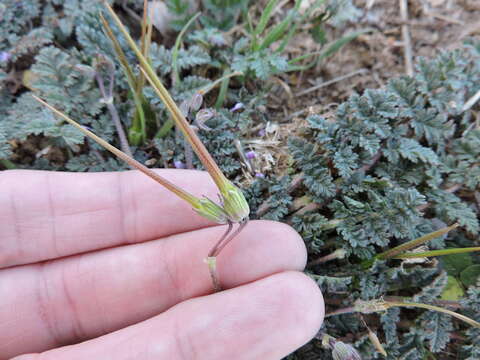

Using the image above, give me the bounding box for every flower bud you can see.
[229,102,244,112]
[220,179,250,222]
[245,150,256,159]
[189,93,203,112]
[0,51,11,63]
[194,197,228,224]
[174,160,186,169]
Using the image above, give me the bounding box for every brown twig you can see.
[121,0,142,22]
[288,152,382,218]
[295,69,368,97]
[307,249,346,267]
[289,201,322,218]
[384,296,462,309]
[462,89,480,112]
[399,0,414,76]
[326,306,355,318]
[256,173,304,217]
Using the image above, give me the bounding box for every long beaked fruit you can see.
[32,94,228,224]
[102,3,250,223]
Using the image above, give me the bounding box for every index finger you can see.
[0,169,220,268]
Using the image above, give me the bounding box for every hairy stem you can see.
[95,58,133,158]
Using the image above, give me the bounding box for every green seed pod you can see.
[194,197,228,224]
[221,179,250,222]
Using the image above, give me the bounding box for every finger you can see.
[12,272,324,360]
[0,221,307,358]
[0,169,221,268]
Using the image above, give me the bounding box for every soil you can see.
[254,0,480,177]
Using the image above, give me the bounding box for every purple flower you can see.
[0,51,11,63]
[258,129,266,137]
[229,102,244,112]
[245,150,256,160]
[174,160,186,169]
[255,172,265,178]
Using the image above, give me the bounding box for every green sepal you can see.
[220,179,250,222]
[193,197,228,224]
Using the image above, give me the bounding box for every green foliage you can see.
[66,153,126,172]
[30,46,103,116]
[284,42,480,358]
[245,176,294,221]
[0,0,42,53]
[460,281,480,358]
[309,273,352,293]
[164,0,250,31]
[291,213,329,253]
[232,48,289,80]
[1,1,480,359]
[201,0,250,30]
[149,44,212,77]
[445,129,480,190]
[0,124,11,159]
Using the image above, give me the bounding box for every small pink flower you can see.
[174,160,186,169]
[245,151,256,160]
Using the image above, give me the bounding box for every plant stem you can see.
[155,71,243,138]
[308,249,347,267]
[392,246,480,259]
[156,119,175,138]
[205,257,222,292]
[214,69,230,109]
[256,172,304,217]
[328,298,480,328]
[33,95,201,206]
[95,58,133,159]
[104,3,230,192]
[386,301,480,328]
[199,71,243,95]
[172,13,201,85]
[325,306,355,317]
[377,223,459,260]
[139,67,229,190]
[100,16,147,145]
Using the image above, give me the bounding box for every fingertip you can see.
[10,354,38,360]
[168,270,324,360]
[218,220,307,288]
[277,271,325,344]
[262,221,308,271]
[209,270,324,358]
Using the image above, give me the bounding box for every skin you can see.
[0,170,324,360]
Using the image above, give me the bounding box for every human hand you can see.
[0,170,324,360]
